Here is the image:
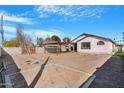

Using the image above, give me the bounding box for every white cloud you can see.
[4,15,33,24]
[4,33,15,40]
[34,5,106,18]
[4,26,16,33]
[3,25,65,40]
[16,11,32,17]
[0,10,33,25]
[24,29,65,38]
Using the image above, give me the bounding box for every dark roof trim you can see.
[72,33,115,44]
[75,36,87,43]
[72,34,83,42]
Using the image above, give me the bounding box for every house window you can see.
[81,42,91,49]
[97,41,105,45]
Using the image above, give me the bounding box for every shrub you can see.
[3,39,20,47]
[114,52,124,58]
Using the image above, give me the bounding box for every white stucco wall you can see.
[2,47,45,55]
[61,44,74,52]
[122,46,124,52]
[61,45,67,52]
[2,47,21,55]
[77,37,114,54]
[36,47,45,53]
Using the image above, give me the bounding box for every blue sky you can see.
[0,5,124,43]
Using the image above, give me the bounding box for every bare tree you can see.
[16,26,33,54]
[16,26,25,47]
[24,34,34,46]
[37,37,44,47]
[16,26,33,47]
[32,32,47,54]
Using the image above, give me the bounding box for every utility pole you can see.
[0,15,4,46]
[0,15,4,57]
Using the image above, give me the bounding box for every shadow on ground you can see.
[80,56,124,88]
[28,56,50,88]
[0,48,49,88]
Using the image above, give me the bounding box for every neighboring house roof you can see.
[59,42,75,45]
[43,40,58,45]
[72,33,116,44]
[43,41,75,45]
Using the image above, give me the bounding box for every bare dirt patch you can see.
[6,52,111,88]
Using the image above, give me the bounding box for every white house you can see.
[72,33,117,54]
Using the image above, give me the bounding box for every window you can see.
[97,41,105,45]
[81,42,91,49]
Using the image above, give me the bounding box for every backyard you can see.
[1,52,111,88]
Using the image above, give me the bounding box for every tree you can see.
[3,38,20,47]
[16,26,33,47]
[24,34,34,46]
[122,32,124,40]
[37,37,44,46]
[63,37,71,42]
[51,35,61,42]
[16,26,25,47]
[45,37,51,42]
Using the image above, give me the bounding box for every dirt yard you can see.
[5,52,111,88]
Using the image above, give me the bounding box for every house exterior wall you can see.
[122,46,124,52]
[112,43,118,52]
[36,47,45,53]
[61,44,74,52]
[77,37,115,54]
[69,44,75,51]
[61,45,68,52]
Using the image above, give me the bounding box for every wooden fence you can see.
[21,47,36,54]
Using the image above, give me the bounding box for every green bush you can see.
[114,52,124,58]
[51,35,61,42]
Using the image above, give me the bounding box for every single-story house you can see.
[116,44,124,52]
[43,41,61,53]
[43,41,74,53]
[72,33,117,54]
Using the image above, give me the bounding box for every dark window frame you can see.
[97,41,105,45]
[81,42,91,49]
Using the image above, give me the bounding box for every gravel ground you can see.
[89,56,124,88]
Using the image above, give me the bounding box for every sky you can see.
[0,5,124,44]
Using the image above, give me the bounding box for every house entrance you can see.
[74,43,77,52]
